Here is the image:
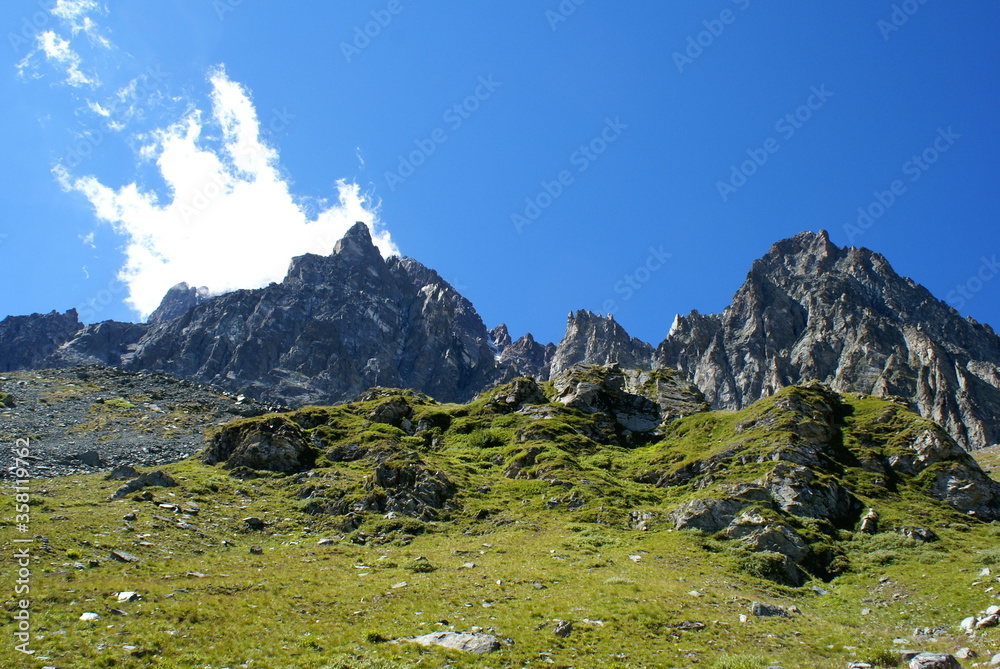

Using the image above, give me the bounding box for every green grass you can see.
[2,383,997,667]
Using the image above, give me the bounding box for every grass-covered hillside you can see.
[2,366,1000,668]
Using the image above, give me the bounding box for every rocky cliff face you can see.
[2,226,997,450]
[27,223,499,406]
[657,231,1000,450]
[548,310,655,378]
[0,309,84,371]
[493,311,654,382]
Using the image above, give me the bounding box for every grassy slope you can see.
[2,384,999,668]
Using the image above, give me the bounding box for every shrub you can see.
[104,397,135,409]
[364,630,388,644]
[733,549,791,583]
[467,428,508,449]
[862,648,901,667]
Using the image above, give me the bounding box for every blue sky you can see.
[1,1,998,345]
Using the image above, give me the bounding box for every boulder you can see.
[402,631,500,655]
[485,377,548,412]
[553,620,573,638]
[368,397,413,430]
[898,527,937,543]
[550,363,706,438]
[908,654,960,669]
[73,450,103,468]
[105,465,139,481]
[203,416,316,473]
[750,602,791,618]
[925,460,1000,521]
[669,497,745,533]
[724,511,809,563]
[859,508,879,534]
[364,459,456,520]
[111,470,177,500]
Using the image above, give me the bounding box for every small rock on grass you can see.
[105,465,139,481]
[553,620,573,638]
[976,613,999,629]
[750,602,790,618]
[908,653,960,669]
[79,612,99,621]
[112,470,177,500]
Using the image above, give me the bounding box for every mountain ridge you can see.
[2,225,998,450]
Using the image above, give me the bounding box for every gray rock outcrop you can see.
[549,363,708,437]
[204,415,316,473]
[0,309,84,371]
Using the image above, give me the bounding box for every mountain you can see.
[656,231,1000,450]
[1,226,998,450]
[0,223,501,406]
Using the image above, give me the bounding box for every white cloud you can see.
[87,100,110,117]
[18,29,99,88]
[51,0,100,22]
[59,68,398,320]
[16,1,108,88]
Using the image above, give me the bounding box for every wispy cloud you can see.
[16,1,108,88]
[56,68,397,319]
[20,29,98,87]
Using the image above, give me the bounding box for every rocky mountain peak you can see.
[747,229,841,281]
[148,282,211,324]
[489,324,512,352]
[659,232,1000,450]
[548,310,654,378]
[333,221,382,261]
